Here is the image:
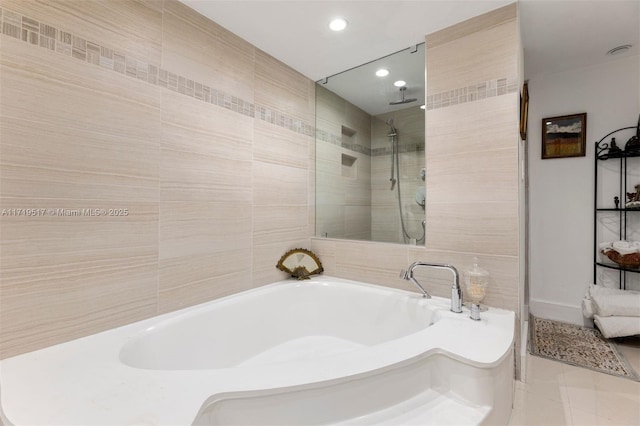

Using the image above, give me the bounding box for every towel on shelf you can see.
[592,292,640,317]
[581,284,640,320]
[582,284,623,317]
[599,241,640,255]
[588,283,632,297]
[612,241,640,255]
[594,315,640,339]
[582,297,596,319]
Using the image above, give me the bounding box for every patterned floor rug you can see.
[529,315,640,381]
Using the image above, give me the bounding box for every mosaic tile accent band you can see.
[426,77,518,111]
[0,7,315,138]
[314,129,371,156]
[371,144,425,156]
[314,131,424,157]
[319,76,516,156]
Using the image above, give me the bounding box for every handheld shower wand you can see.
[387,119,397,189]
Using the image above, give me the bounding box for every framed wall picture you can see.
[519,82,529,140]
[541,113,587,159]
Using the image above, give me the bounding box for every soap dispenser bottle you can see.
[465,257,489,321]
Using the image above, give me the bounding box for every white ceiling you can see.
[179,0,639,113]
[520,0,639,79]
[180,0,511,81]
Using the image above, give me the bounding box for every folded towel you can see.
[582,284,640,320]
[592,292,640,317]
[588,284,630,297]
[582,297,596,319]
[594,315,640,338]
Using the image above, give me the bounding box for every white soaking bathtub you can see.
[0,276,515,425]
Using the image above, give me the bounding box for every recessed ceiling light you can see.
[394,80,406,87]
[329,18,348,32]
[376,69,389,77]
[606,45,632,55]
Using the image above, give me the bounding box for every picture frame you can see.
[541,113,587,159]
[519,82,529,140]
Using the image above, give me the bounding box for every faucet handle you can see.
[399,269,408,279]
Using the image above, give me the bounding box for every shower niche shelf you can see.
[341,153,357,178]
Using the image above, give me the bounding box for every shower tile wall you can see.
[315,85,372,241]
[371,107,425,244]
[0,0,315,358]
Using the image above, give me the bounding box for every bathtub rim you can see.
[0,275,515,425]
[191,348,515,426]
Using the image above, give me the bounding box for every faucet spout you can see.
[400,262,463,313]
[399,268,430,298]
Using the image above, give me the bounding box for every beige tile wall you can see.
[1,0,520,362]
[0,0,315,358]
[426,3,519,313]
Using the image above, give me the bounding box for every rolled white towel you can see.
[599,241,613,252]
[594,315,640,338]
[611,240,640,255]
[592,292,640,317]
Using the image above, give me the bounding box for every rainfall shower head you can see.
[389,87,417,105]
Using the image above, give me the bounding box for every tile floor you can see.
[510,337,640,425]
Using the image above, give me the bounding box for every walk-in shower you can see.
[387,119,425,244]
[314,43,426,245]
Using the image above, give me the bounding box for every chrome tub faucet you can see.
[400,262,463,313]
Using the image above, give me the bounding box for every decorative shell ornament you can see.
[276,248,324,280]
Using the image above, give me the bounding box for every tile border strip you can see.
[318,75,516,155]
[0,6,315,138]
[315,129,425,157]
[314,129,371,156]
[426,77,518,111]
[371,144,425,156]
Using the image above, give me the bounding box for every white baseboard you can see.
[529,299,589,326]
